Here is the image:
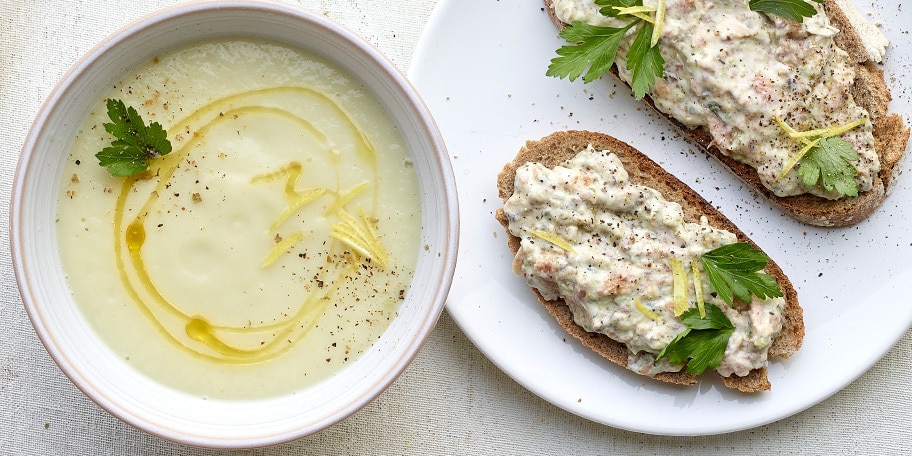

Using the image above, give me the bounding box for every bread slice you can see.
[543,0,909,227]
[495,130,804,392]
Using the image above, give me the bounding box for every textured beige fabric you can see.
[1,1,910,454]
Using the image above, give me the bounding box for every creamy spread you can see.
[551,0,884,199]
[503,146,785,377]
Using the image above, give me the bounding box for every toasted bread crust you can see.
[496,130,804,392]
[543,0,909,226]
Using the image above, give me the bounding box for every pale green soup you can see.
[56,38,421,399]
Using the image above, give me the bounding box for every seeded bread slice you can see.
[543,0,909,227]
[495,130,804,392]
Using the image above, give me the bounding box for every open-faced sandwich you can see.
[544,0,909,226]
[495,131,804,392]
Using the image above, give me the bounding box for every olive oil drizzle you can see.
[251,162,327,233]
[111,86,387,364]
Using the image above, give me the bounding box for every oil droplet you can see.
[126,221,146,251]
[185,316,213,342]
[185,316,260,358]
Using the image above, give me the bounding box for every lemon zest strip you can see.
[669,258,689,317]
[775,116,868,181]
[532,230,576,253]
[614,6,656,23]
[650,0,666,47]
[330,208,389,269]
[324,182,369,216]
[634,298,660,322]
[261,231,304,268]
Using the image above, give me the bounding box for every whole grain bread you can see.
[543,0,909,227]
[495,130,804,392]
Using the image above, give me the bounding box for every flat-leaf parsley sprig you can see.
[95,98,173,177]
[699,242,783,308]
[547,0,823,98]
[547,0,666,99]
[655,242,783,374]
[774,116,868,197]
[656,303,735,375]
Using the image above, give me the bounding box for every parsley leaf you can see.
[797,137,860,197]
[95,98,172,177]
[547,21,633,84]
[749,0,823,23]
[626,21,665,100]
[700,242,783,307]
[657,304,734,375]
[774,116,865,197]
[655,243,783,375]
[547,0,661,96]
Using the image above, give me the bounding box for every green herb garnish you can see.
[796,137,860,197]
[547,0,822,98]
[700,242,783,307]
[625,20,664,99]
[748,0,823,23]
[656,243,782,374]
[775,116,867,197]
[656,303,734,375]
[95,98,172,177]
[547,0,665,98]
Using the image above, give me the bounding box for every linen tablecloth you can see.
[2,1,910,454]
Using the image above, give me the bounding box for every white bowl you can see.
[10,0,457,448]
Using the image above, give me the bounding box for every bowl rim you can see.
[10,0,458,448]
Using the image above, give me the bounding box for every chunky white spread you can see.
[551,0,884,199]
[503,147,785,376]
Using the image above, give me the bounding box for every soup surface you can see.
[56,38,421,399]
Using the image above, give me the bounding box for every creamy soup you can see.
[56,39,421,399]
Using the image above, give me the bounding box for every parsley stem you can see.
[691,259,706,318]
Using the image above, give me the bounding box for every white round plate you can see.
[408,0,912,436]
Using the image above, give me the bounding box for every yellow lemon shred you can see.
[324,182,369,216]
[613,5,656,23]
[531,230,576,253]
[651,0,666,47]
[775,116,868,181]
[634,298,660,322]
[330,208,389,269]
[261,231,304,268]
[669,258,689,316]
